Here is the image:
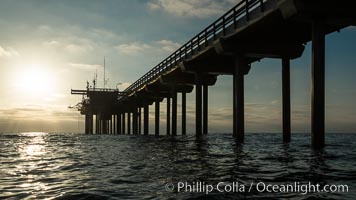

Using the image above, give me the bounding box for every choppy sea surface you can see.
[0,132,355,199]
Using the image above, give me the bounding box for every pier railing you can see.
[71,89,127,95]
[123,0,266,96]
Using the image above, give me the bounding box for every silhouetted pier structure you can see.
[71,88,126,134]
[71,0,356,148]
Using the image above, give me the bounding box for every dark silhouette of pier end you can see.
[71,0,356,149]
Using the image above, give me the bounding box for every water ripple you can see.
[0,132,355,199]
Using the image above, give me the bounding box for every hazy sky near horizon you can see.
[0,0,355,133]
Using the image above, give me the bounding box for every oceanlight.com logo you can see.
[164,181,349,195]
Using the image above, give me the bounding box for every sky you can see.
[0,0,355,133]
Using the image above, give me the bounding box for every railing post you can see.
[233,8,237,28]
[197,35,200,51]
[223,17,226,35]
[245,0,250,21]
[184,45,188,59]
[213,24,216,40]
[204,30,208,47]
[260,0,264,12]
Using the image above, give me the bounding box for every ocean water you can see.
[0,132,355,200]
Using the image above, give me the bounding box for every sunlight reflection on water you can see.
[0,132,355,199]
[19,133,46,157]
[13,132,50,197]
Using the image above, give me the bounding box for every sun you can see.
[16,64,54,95]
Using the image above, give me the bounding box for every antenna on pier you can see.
[103,56,109,89]
[104,56,106,88]
[93,68,97,90]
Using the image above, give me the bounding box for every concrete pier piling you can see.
[195,74,202,136]
[122,113,126,135]
[85,114,93,134]
[311,20,325,149]
[233,56,248,142]
[117,114,121,134]
[127,111,131,135]
[203,85,208,135]
[144,103,149,135]
[166,97,171,135]
[181,92,186,135]
[172,91,177,136]
[282,58,291,143]
[138,108,142,134]
[133,107,138,135]
[155,100,160,135]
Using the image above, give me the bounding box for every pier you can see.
[71,0,356,148]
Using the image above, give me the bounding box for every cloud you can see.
[65,43,94,54]
[44,93,67,102]
[115,40,181,55]
[147,0,239,18]
[115,42,151,55]
[157,40,181,52]
[0,46,19,57]
[42,39,94,54]
[38,25,52,32]
[0,104,82,132]
[68,62,101,71]
[90,28,121,40]
[42,40,60,46]
[39,25,96,54]
[0,104,79,122]
[271,100,279,105]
